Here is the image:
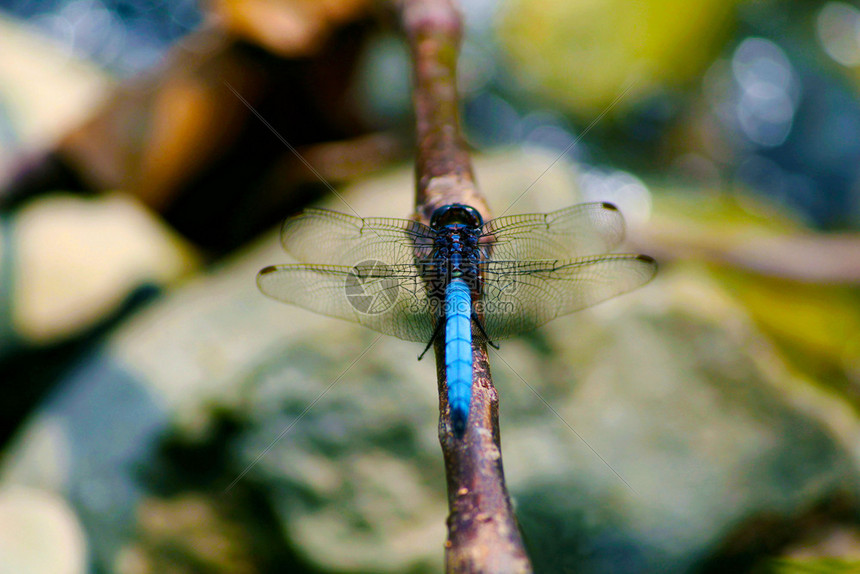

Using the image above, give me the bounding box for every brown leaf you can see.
[211,0,372,56]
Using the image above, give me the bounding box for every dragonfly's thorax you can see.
[427,223,483,300]
[421,204,487,303]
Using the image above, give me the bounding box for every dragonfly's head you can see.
[430,204,483,230]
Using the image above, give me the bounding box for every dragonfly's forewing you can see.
[482,202,626,261]
[281,209,434,267]
[480,255,657,340]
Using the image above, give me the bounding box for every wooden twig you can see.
[398,1,532,572]
[400,0,490,222]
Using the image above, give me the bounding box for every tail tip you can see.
[451,408,468,438]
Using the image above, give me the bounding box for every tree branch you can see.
[634,223,860,283]
[398,1,532,572]
[400,0,490,222]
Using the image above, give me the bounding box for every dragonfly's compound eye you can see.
[430,204,484,229]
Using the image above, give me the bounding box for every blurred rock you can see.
[0,13,111,193]
[0,486,87,574]
[8,192,199,346]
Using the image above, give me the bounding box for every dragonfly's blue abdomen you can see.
[445,279,472,436]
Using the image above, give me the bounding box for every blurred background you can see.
[0,0,859,572]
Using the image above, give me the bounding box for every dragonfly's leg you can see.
[472,312,500,350]
[418,316,446,361]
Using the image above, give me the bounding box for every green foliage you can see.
[498,0,740,118]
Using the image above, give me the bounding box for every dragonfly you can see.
[257,202,656,436]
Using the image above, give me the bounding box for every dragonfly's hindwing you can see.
[257,263,436,343]
[480,254,657,340]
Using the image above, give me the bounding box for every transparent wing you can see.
[281,208,434,266]
[482,202,626,261]
[481,255,657,340]
[257,262,436,343]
